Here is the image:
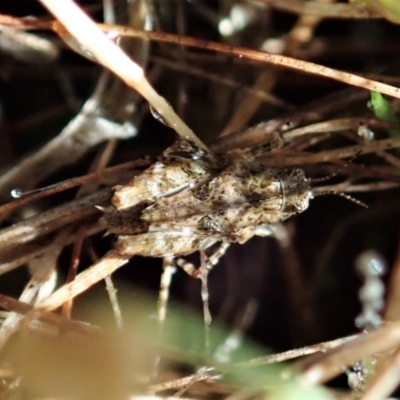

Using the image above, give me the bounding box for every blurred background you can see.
[0,0,400,369]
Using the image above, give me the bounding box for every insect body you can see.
[101,140,313,265]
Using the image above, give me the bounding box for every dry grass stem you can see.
[0,159,149,217]
[260,137,400,167]
[300,321,400,385]
[255,0,381,19]
[0,188,111,255]
[93,23,400,101]
[40,251,128,312]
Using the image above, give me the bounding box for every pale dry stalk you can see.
[39,251,129,312]
[38,0,207,151]
[255,0,381,19]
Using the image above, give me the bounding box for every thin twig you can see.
[300,322,400,385]
[0,188,110,257]
[2,13,400,100]
[239,335,358,367]
[254,0,381,19]
[259,137,400,167]
[104,275,124,330]
[94,23,400,100]
[0,293,101,335]
[61,226,86,318]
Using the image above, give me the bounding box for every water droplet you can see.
[122,122,137,137]
[358,124,374,141]
[106,30,120,41]
[150,105,170,127]
[11,188,21,198]
[356,250,387,276]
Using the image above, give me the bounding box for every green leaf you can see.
[350,0,400,23]
[368,91,400,137]
[376,0,400,23]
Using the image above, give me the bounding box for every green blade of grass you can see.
[369,91,400,137]
[351,0,400,23]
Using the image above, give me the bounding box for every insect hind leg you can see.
[245,131,284,157]
[152,256,177,379]
[176,240,230,278]
[176,242,230,353]
[158,256,177,324]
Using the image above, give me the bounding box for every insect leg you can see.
[205,240,230,271]
[176,240,230,278]
[244,131,284,157]
[199,251,211,354]
[200,242,230,352]
[152,256,177,379]
[158,256,177,326]
[175,257,199,278]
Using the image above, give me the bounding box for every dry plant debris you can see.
[1,0,400,399]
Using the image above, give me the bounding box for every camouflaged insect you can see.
[100,140,313,265]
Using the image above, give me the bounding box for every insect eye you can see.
[292,198,309,212]
[193,179,216,200]
[290,169,306,181]
[164,140,212,162]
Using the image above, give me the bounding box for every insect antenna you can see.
[0,159,151,217]
[312,189,368,208]
[309,174,337,183]
[309,159,367,207]
[309,153,360,184]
